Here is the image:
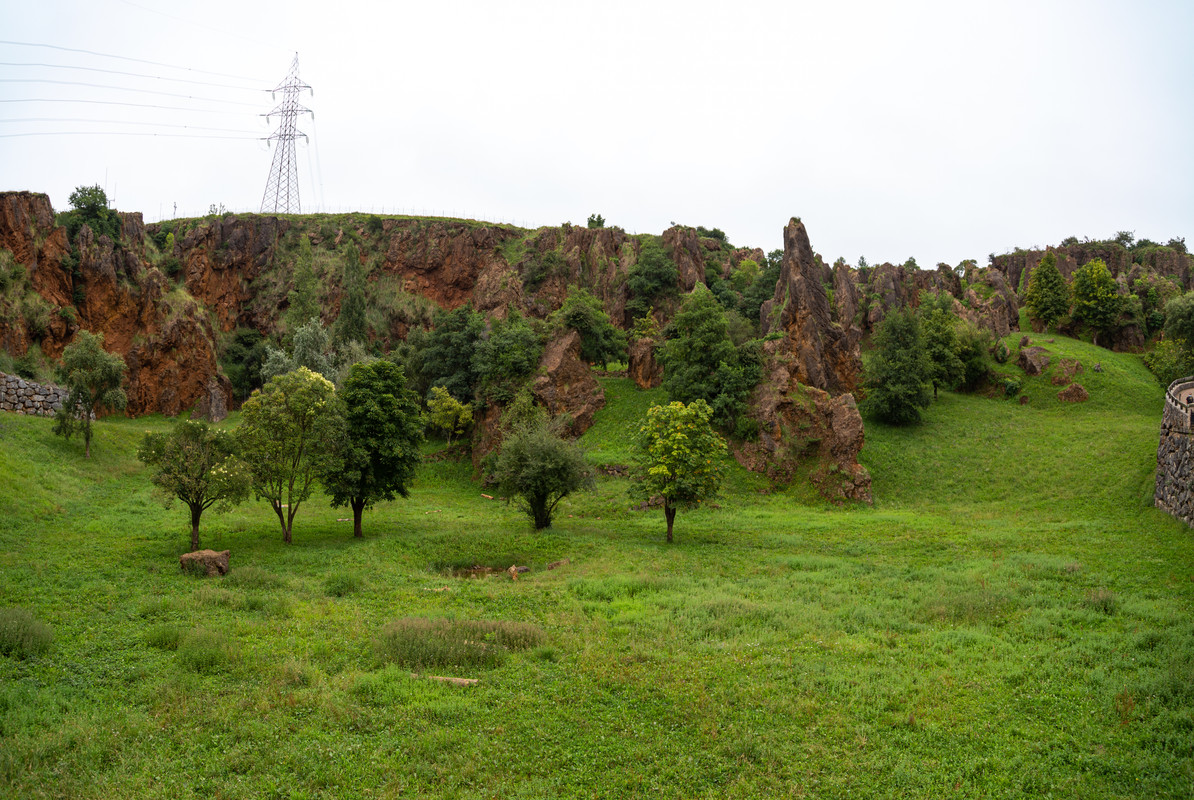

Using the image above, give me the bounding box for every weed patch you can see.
[375,617,544,670]
[0,608,52,658]
[177,629,236,673]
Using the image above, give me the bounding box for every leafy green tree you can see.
[421,305,486,402]
[953,320,992,391]
[221,328,270,402]
[68,185,108,218]
[587,213,605,229]
[1070,258,1123,346]
[1024,252,1069,332]
[138,420,251,550]
[860,309,932,425]
[631,400,726,543]
[52,330,128,458]
[918,293,964,399]
[741,258,781,324]
[1144,339,1194,387]
[472,311,543,402]
[261,319,334,382]
[320,360,422,537]
[1163,292,1194,349]
[237,367,341,543]
[336,242,368,347]
[555,287,626,368]
[285,235,320,337]
[426,385,473,446]
[492,420,592,529]
[658,283,761,429]
[625,239,679,321]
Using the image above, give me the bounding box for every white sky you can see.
[2,0,1191,267]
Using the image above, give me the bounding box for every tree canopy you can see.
[320,360,422,537]
[285,235,320,338]
[631,399,726,543]
[238,367,341,543]
[626,239,679,321]
[1070,258,1122,346]
[859,309,932,425]
[335,242,368,347]
[1024,252,1070,332]
[52,330,127,458]
[138,419,250,551]
[918,293,964,400]
[492,419,591,530]
[555,287,626,369]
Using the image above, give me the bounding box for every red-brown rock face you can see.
[530,330,605,437]
[760,218,862,394]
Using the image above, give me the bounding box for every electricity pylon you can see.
[259,54,312,215]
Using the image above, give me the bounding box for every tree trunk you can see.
[933,382,938,400]
[273,502,290,544]
[664,502,676,543]
[190,504,203,551]
[352,497,365,538]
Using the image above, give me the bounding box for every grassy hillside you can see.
[1,335,1192,799]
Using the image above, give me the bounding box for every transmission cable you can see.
[0,40,264,83]
[0,61,267,92]
[0,97,251,115]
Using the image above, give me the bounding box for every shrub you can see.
[993,342,1010,364]
[365,215,384,236]
[491,420,593,529]
[1003,378,1021,398]
[0,607,53,658]
[177,628,236,673]
[374,617,544,670]
[145,624,183,650]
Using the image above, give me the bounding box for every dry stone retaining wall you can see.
[1155,377,1194,525]
[0,371,70,417]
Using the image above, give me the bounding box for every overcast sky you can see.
[2,0,1191,267]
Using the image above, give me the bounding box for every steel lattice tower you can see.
[260,54,312,214]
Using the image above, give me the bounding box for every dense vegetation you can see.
[1,329,1192,798]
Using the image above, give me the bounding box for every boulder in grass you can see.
[180,549,230,576]
[1058,383,1090,403]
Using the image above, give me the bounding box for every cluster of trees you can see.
[860,293,992,425]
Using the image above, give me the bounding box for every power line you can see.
[0,61,268,92]
[0,78,261,106]
[0,40,264,83]
[0,118,263,134]
[0,131,261,140]
[0,98,250,115]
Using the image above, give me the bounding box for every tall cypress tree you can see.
[335,242,368,347]
[1024,252,1069,333]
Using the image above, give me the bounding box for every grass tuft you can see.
[145,624,183,651]
[177,629,236,673]
[375,617,544,670]
[0,607,52,658]
[1083,587,1118,615]
[324,571,362,597]
[224,565,284,589]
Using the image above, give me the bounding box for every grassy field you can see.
[1,332,1192,798]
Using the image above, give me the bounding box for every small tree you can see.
[138,420,251,551]
[335,242,368,347]
[918,293,964,400]
[587,213,605,229]
[1024,252,1069,332]
[1070,258,1122,346]
[52,330,127,458]
[426,385,473,446]
[859,309,932,425]
[631,399,726,543]
[285,235,320,337]
[1163,292,1194,349]
[321,360,423,537]
[555,287,627,369]
[492,420,592,529]
[237,367,341,543]
[625,239,679,320]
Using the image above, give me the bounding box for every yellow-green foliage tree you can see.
[426,385,473,446]
[52,330,127,458]
[631,399,726,543]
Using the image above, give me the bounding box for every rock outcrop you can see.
[530,330,605,437]
[179,549,230,576]
[1057,383,1089,402]
[627,337,662,389]
[1018,346,1050,376]
[760,219,862,394]
[735,347,871,503]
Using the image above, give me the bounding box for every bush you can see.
[0,607,53,658]
[365,215,384,236]
[1003,378,1021,398]
[374,617,544,669]
[492,420,593,529]
[993,342,1010,364]
[177,628,236,673]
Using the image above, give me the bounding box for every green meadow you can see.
[1,332,1192,798]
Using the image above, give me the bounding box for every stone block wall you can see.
[1155,377,1194,525]
[0,371,70,417]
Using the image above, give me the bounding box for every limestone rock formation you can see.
[530,330,605,437]
[179,549,230,576]
[627,337,662,389]
[759,219,862,394]
[1018,346,1050,376]
[1057,383,1089,402]
[735,347,871,503]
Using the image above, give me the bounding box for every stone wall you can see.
[1154,377,1194,525]
[0,371,70,417]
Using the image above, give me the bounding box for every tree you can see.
[1163,292,1194,349]
[1024,252,1069,332]
[52,330,127,458]
[492,420,592,529]
[918,293,964,400]
[859,309,932,425]
[261,319,334,382]
[138,420,251,550]
[68,185,108,218]
[426,385,473,446]
[1070,258,1123,346]
[320,360,422,537]
[953,320,993,391]
[285,235,320,337]
[657,283,761,429]
[421,305,486,402]
[472,311,543,402]
[625,239,679,320]
[62,185,120,242]
[631,399,726,543]
[336,242,368,347]
[587,213,605,229]
[555,287,627,369]
[237,367,341,543]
